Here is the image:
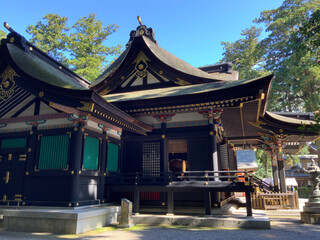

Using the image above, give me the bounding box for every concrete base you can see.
[133,209,270,229]
[0,212,3,228]
[301,202,320,224]
[1,205,120,234]
[117,223,135,228]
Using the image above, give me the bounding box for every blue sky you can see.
[1,0,284,67]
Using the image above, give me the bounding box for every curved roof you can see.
[104,74,273,103]
[143,36,229,81]
[91,46,130,87]
[7,44,87,90]
[90,25,231,94]
[266,111,316,125]
[0,31,152,135]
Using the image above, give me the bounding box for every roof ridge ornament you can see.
[137,16,143,26]
[126,16,157,47]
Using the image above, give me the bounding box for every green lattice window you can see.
[38,135,69,170]
[83,136,99,170]
[1,137,27,149]
[107,143,119,172]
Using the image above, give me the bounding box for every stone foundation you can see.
[2,205,120,234]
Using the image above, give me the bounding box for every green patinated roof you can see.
[104,74,273,102]
[7,44,88,90]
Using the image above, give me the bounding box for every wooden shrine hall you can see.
[0,21,319,216]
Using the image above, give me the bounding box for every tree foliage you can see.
[255,0,320,112]
[27,14,69,64]
[67,14,122,81]
[221,26,270,80]
[220,0,320,112]
[0,30,6,40]
[255,149,273,179]
[26,14,122,82]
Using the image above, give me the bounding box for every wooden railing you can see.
[252,191,299,210]
[252,176,275,192]
[106,170,254,185]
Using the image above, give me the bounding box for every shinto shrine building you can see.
[0,21,318,217]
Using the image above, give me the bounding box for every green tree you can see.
[27,14,69,64]
[0,30,6,39]
[255,0,320,112]
[297,9,320,112]
[221,26,269,80]
[67,14,122,81]
[255,149,273,179]
[27,13,122,82]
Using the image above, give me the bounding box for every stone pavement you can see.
[1,216,320,240]
[0,199,319,240]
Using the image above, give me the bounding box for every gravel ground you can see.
[1,217,320,240]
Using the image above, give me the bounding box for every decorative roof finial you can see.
[4,22,10,30]
[137,16,143,26]
[126,17,157,46]
[3,22,14,33]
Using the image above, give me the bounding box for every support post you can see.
[204,190,212,215]
[23,126,38,201]
[271,150,279,192]
[69,123,83,205]
[209,123,220,204]
[161,122,168,173]
[209,124,219,178]
[133,187,140,214]
[245,190,252,217]
[99,131,107,202]
[167,191,174,215]
[277,147,286,193]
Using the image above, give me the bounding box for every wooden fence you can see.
[252,191,299,210]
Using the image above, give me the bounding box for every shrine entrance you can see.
[168,139,188,172]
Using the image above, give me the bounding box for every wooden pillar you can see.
[277,148,286,193]
[204,190,212,215]
[24,100,40,203]
[161,122,168,174]
[133,187,140,214]
[167,191,174,215]
[271,150,279,192]
[245,190,252,217]
[23,126,38,202]
[69,123,83,205]
[209,123,220,204]
[209,124,219,178]
[99,132,107,202]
